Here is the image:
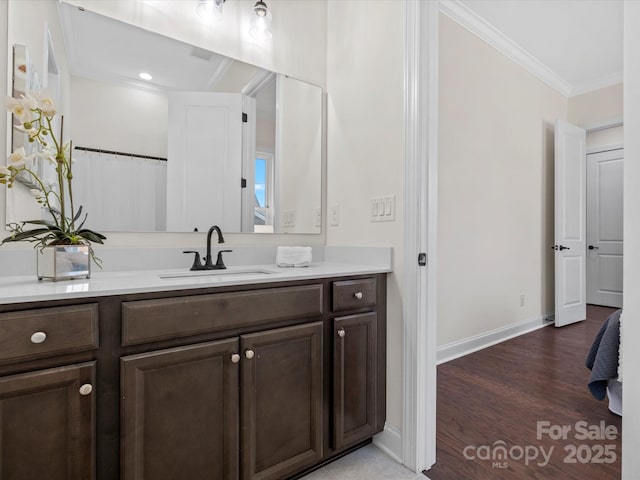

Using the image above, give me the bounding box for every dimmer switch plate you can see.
[371,195,396,222]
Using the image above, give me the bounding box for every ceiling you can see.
[448,0,623,96]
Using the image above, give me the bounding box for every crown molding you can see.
[439,0,573,97]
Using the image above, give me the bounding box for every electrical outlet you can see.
[329,205,340,226]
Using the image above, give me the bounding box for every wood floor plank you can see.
[425,305,622,480]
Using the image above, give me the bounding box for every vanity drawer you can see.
[0,304,99,364]
[332,278,377,312]
[122,284,324,346]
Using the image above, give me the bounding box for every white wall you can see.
[63,0,326,88]
[1,0,327,250]
[326,0,405,447]
[437,14,567,347]
[622,2,640,477]
[5,0,74,228]
[71,76,168,158]
[277,76,322,234]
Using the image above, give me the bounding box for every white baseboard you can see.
[437,314,553,365]
[373,423,403,464]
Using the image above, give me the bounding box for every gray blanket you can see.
[585,309,621,401]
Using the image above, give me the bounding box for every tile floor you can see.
[299,444,428,480]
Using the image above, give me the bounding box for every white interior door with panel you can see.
[586,148,624,308]
[167,92,243,232]
[554,120,587,327]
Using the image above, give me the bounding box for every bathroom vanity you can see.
[0,265,387,480]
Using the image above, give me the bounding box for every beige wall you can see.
[326,0,405,434]
[568,83,623,126]
[1,0,327,248]
[568,83,623,150]
[437,14,567,347]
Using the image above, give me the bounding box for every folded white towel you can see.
[276,246,312,268]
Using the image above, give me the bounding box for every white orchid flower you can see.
[30,188,43,198]
[35,92,56,117]
[5,96,33,124]
[7,146,33,168]
[21,92,38,110]
[0,165,10,177]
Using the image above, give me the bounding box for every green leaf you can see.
[72,205,84,223]
[2,228,52,243]
[21,219,60,229]
[77,212,89,230]
[77,229,106,244]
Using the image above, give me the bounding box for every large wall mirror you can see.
[6,0,322,234]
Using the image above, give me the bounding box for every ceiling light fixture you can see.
[196,0,225,22]
[139,72,153,81]
[249,0,272,40]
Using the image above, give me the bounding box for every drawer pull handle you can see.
[354,292,363,300]
[79,384,93,396]
[337,328,346,338]
[231,354,241,363]
[245,349,255,360]
[30,332,47,344]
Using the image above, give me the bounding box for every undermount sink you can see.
[159,267,279,280]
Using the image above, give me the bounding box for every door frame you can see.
[402,0,438,472]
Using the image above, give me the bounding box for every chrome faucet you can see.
[183,225,231,270]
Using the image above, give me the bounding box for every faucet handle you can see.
[183,250,203,271]
[215,250,233,269]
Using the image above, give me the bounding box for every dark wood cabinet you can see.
[332,313,378,449]
[0,273,386,480]
[0,361,96,480]
[121,339,240,480]
[241,322,323,480]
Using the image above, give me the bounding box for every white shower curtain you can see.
[72,149,167,232]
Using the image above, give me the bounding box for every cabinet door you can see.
[0,362,95,480]
[333,313,377,449]
[121,339,239,480]
[241,322,323,480]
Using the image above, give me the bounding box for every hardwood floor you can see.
[426,305,622,480]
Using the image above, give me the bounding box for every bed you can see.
[585,309,622,416]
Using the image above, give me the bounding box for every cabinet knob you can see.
[245,349,255,359]
[231,353,241,363]
[354,292,363,300]
[79,384,93,396]
[337,328,346,338]
[30,331,47,344]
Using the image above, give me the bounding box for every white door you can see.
[166,92,243,232]
[554,120,587,327]
[586,148,624,307]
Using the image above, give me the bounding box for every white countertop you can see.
[0,262,391,305]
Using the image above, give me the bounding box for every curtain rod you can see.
[73,146,167,162]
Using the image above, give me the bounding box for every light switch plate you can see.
[329,205,340,226]
[371,195,396,222]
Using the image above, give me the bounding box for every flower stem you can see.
[19,166,61,228]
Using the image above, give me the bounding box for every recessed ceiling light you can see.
[139,72,152,81]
